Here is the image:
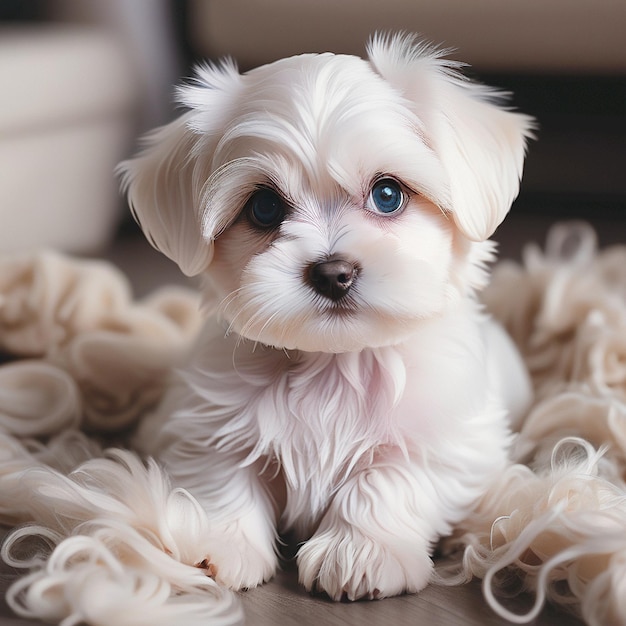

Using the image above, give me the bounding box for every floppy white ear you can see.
[118,115,210,276]
[118,60,242,276]
[368,33,535,242]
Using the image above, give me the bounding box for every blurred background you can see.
[1,0,625,265]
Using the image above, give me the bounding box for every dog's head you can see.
[119,33,534,353]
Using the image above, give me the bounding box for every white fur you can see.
[121,32,533,600]
[0,33,535,622]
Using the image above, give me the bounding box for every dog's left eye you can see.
[246,188,286,228]
[369,178,405,215]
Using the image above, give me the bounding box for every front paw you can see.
[297,523,433,601]
[197,529,278,590]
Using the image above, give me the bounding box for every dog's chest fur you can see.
[175,329,411,533]
[228,346,408,532]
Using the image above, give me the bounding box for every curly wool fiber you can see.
[4,525,241,626]
[443,224,626,625]
[0,250,202,432]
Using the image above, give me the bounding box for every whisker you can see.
[240,299,283,340]
[218,287,249,336]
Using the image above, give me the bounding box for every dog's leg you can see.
[161,443,280,590]
[297,448,455,601]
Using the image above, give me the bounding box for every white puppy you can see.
[120,33,534,601]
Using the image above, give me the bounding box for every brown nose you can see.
[308,257,356,301]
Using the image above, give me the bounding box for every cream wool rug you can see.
[0,222,625,625]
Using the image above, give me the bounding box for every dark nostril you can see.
[308,258,356,301]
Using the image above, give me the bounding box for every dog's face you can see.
[120,34,534,353]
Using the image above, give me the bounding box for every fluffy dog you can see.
[120,32,534,601]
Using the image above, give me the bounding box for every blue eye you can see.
[247,188,286,228]
[370,178,404,214]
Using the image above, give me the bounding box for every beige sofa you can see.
[188,0,626,73]
[0,26,137,254]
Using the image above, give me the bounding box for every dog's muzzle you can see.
[307,256,356,301]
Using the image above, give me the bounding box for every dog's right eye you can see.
[369,178,405,215]
[246,189,286,228]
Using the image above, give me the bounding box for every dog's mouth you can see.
[315,293,360,317]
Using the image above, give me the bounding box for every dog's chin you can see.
[229,323,405,354]
[221,306,425,354]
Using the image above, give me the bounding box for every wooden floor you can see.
[238,558,582,626]
[2,211,614,626]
